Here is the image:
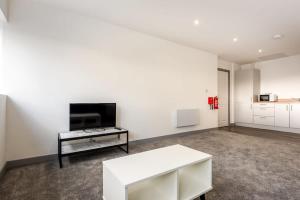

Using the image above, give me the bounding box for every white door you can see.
[275,104,290,128]
[290,104,300,129]
[218,70,229,127]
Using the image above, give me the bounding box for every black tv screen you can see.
[70,103,116,131]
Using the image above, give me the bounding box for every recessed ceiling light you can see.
[233,37,238,42]
[273,34,284,40]
[258,49,263,53]
[193,19,200,26]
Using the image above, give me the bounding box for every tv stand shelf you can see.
[58,128,129,168]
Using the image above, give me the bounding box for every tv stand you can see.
[58,127,129,168]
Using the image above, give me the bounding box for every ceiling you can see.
[37,0,300,64]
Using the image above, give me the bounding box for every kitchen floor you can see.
[0,126,299,200]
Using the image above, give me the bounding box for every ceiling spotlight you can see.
[258,49,263,53]
[233,37,238,42]
[194,19,200,26]
[273,34,284,40]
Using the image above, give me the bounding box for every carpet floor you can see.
[0,126,299,200]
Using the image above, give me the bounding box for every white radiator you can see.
[175,109,200,128]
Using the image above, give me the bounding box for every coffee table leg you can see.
[200,194,205,200]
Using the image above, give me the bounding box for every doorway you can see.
[218,68,230,127]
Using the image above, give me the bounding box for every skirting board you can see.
[6,154,57,170]
[0,162,7,180]
[236,123,300,134]
[130,127,218,145]
[2,127,218,175]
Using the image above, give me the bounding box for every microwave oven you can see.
[259,94,278,102]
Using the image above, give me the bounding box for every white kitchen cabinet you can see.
[254,106,275,116]
[254,116,275,126]
[290,104,300,129]
[236,102,253,124]
[275,104,290,128]
[253,103,275,126]
[253,103,274,108]
[235,68,260,124]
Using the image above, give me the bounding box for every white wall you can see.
[0,95,6,171]
[0,3,6,170]
[256,55,300,99]
[0,0,8,22]
[3,0,218,161]
[218,59,237,123]
[0,22,4,93]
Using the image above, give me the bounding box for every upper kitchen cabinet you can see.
[235,65,260,124]
[289,103,300,129]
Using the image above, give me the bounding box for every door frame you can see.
[217,68,230,126]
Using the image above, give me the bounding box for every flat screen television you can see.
[70,103,116,131]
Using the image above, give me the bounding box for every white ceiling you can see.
[38,0,300,64]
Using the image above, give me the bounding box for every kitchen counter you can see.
[254,99,300,104]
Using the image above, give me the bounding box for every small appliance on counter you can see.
[259,93,278,102]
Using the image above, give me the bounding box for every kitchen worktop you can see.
[254,99,300,104]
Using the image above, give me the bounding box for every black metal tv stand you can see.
[58,127,129,168]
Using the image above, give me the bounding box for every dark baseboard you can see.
[131,127,218,145]
[6,154,57,170]
[0,162,7,180]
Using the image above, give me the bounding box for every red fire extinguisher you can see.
[208,97,214,110]
[213,96,219,109]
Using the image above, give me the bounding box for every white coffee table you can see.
[103,144,212,200]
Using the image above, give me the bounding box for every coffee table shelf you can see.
[128,171,178,200]
[179,160,212,200]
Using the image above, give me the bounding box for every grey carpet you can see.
[0,127,299,200]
